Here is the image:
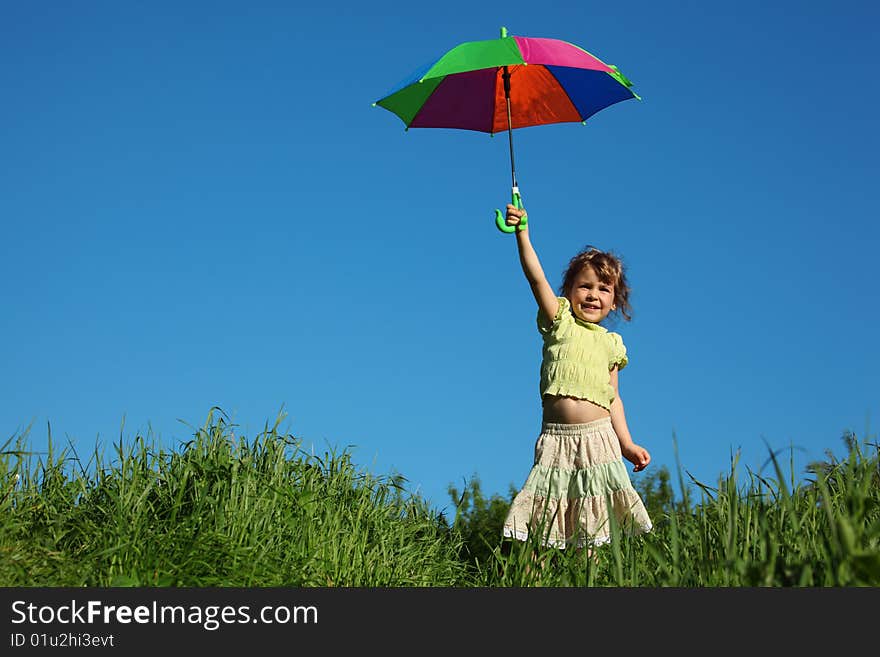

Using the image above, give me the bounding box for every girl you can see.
[501,203,652,550]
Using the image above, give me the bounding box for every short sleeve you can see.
[537,296,569,334]
[609,332,628,371]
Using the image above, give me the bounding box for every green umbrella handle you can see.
[494,187,528,233]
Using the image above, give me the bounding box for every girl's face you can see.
[567,266,616,324]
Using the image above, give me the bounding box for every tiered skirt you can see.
[502,417,653,548]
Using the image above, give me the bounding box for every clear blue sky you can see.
[3,1,878,517]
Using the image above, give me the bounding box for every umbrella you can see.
[373,27,639,233]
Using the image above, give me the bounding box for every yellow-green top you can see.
[538,297,628,410]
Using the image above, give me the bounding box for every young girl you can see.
[501,202,652,550]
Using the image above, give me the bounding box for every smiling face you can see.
[566,265,616,324]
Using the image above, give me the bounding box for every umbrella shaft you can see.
[502,67,517,188]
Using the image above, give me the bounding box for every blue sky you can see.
[3,1,878,517]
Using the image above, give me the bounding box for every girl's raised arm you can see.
[506,204,559,321]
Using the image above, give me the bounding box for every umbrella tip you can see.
[500,26,508,38]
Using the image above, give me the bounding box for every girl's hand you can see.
[621,443,651,472]
[506,203,527,229]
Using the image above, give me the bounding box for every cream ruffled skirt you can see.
[502,417,653,548]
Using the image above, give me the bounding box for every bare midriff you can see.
[542,394,611,424]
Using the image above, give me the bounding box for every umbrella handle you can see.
[494,187,528,233]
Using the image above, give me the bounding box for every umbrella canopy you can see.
[374,28,639,134]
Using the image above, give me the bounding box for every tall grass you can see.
[0,408,470,586]
[472,433,880,586]
[2,411,877,586]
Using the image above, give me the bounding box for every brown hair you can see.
[559,245,633,321]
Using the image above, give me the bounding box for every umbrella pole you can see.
[502,66,517,190]
[492,65,526,234]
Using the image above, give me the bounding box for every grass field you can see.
[2,408,877,586]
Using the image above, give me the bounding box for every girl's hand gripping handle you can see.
[494,187,528,233]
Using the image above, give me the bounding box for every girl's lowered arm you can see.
[610,367,651,472]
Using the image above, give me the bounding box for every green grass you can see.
[2,409,878,586]
[1,408,469,586]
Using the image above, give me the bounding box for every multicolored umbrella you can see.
[374,27,639,233]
